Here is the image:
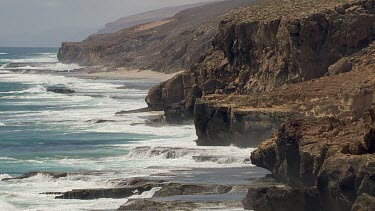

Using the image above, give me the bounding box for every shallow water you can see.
[0,47,258,210]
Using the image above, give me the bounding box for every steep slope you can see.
[97,2,213,34]
[146,0,375,121]
[58,0,256,73]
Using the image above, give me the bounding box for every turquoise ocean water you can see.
[0,47,253,210]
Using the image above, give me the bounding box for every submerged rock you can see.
[46,87,75,94]
[2,172,68,181]
[56,185,153,200]
[118,199,243,211]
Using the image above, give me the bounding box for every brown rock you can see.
[243,186,321,211]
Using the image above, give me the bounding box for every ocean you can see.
[0,47,255,210]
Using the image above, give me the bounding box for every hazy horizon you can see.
[0,0,216,47]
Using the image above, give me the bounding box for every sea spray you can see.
[128,187,162,199]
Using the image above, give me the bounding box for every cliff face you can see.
[192,50,375,147]
[207,0,375,94]
[249,109,375,211]
[145,1,375,209]
[58,0,255,73]
[146,0,375,110]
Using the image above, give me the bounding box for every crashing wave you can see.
[0,174,12,180]
[126,146,251,165]
[126,146,202,159]
[128,187,162,199]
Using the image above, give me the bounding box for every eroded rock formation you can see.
[146,0,375,123]
[147,0,375,210]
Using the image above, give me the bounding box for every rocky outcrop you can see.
[46,87,75,94]
[1,172,68,181]
[193,49,375,146]
[243,186,321,211]
[194,100,295,147]
[146,0,375,123]
[118,200,243,211]
[58,0,255,73]
[248,110,375,210]
[56,185,153,200]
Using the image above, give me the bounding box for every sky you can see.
[0,0,215,47]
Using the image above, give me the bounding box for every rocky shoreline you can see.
[2,166,270,210]
[143,0,375,210]
[54,0,375,210]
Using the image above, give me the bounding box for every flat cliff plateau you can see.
[58,0,255,73]
[145,0,375,210]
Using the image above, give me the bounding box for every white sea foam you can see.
[0,157,15,161]
[0,200,17,211]
[0,123,5,127]
[128,187,162,199]
[0,70,257,210]
[0,53,8,55]
[1,62,81,71]
[0,174,13,180]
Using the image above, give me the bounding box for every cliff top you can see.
[225,0,358,23]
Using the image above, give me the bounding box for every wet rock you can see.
[55,185,153,200]
[243,186,321,211]
[47,87,75,94]
[118,199,242,211]
[2,172,67,181]
[153,183,232,197]
[115,107,151,115]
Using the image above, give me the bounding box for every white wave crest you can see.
[126,146,254,165]
[0,85,46,95]
[0,53,8,55]
[128,187,162,199]
[0,174,13,180]
[0,157,15,161]
[0,123,5,127]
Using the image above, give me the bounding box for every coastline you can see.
[0,65,264,210]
